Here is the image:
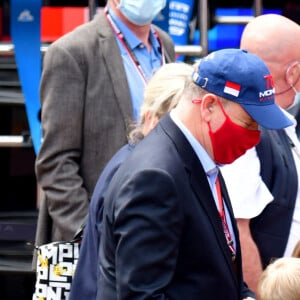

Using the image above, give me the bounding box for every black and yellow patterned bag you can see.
[32,241,80,300]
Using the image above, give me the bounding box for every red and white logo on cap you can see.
[224,81,241,97]
[259,74,275,102]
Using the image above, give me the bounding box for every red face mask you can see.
[208,102,260,164]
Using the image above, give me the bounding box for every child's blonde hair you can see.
[257,257,300,300]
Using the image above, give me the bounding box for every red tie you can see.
[215,176,236,262]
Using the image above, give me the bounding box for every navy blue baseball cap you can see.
[192,48,292,129]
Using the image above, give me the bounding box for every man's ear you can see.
[201,94,217,121]
[142,111,159,136]
[286,61,300,87]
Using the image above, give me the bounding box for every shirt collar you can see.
[170,110,217,177]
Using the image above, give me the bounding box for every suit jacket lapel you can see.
[160,115,239,284]
[218,173,243,279]
[96,13,133,129]
[190,166,239,282]
[153,25,174,63]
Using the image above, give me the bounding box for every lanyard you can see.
[215,176,236,261]
[104,7,165,84]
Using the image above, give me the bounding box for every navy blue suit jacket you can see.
[98,114,255,299]
[253,128,298,268]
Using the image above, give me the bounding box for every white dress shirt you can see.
[220,147,273,219]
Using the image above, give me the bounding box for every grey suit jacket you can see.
[34,11,175,248]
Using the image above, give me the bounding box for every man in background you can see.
[221,13,300,293]
[34,0,175,250]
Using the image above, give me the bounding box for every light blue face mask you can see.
[287,86,300,111]
[118,0,166,25]
[294,90,300,107]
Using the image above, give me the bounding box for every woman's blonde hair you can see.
[257,257,300,300]
[129,62,193,143]
[141,62,194,120]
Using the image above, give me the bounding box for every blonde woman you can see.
[70,62,194,300]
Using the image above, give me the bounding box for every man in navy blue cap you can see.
[97,48,291,300]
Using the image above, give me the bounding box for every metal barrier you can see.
[0,135,32,147]
[0,0,263,58]
[199,0,262,56]
[0,43,203,57]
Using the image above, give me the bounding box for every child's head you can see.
[257,257,300,300]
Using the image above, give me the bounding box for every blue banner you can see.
[11,0,42,154]
[153,4,169,33]
[168,0,194,47]
[153,0,195,61]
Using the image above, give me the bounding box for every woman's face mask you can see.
[288,86,300,110]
